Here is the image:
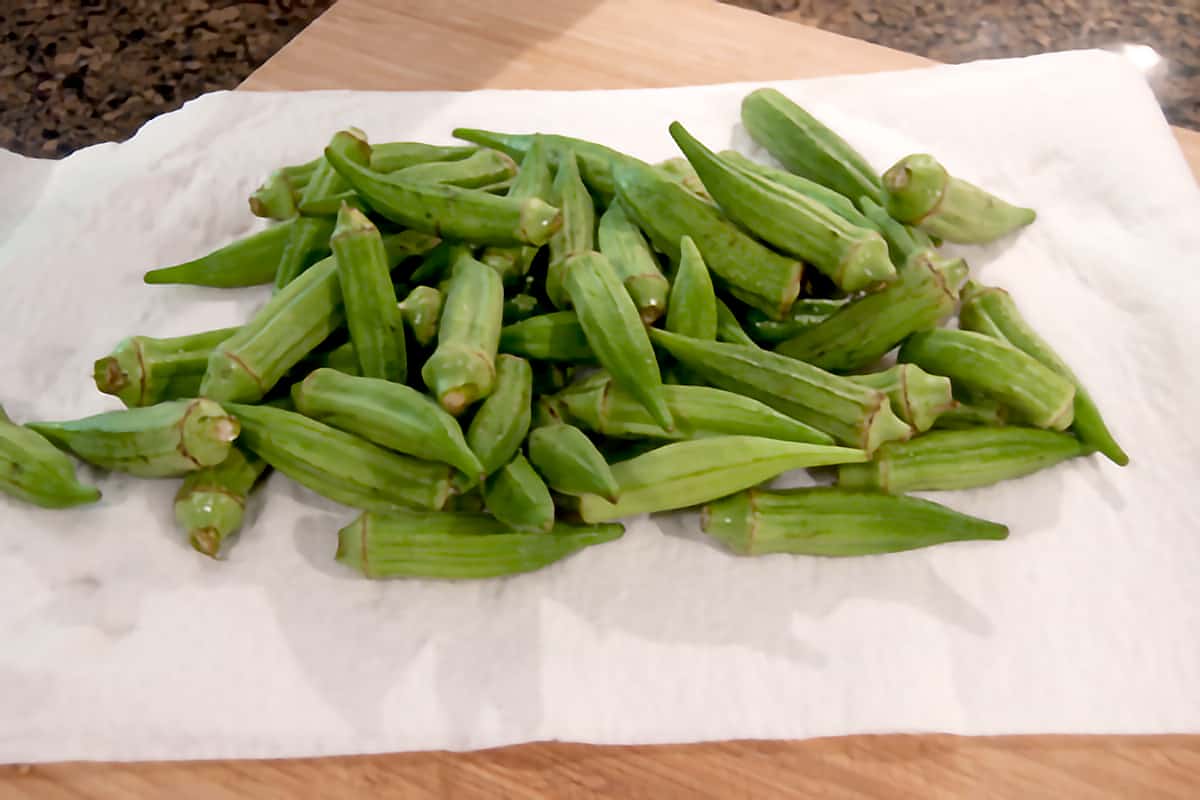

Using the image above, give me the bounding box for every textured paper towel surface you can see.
[1,50,1199,763]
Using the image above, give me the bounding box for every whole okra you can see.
[0,405,100,508]
[480,136,555,282]
[665,235,717,341]
[94,326,239,407]
[703,487,1008,556]
[332,204,406,382]
[499,311,595,362]
[466,354,533,477]
[143,219,304,288]
[369,142,479,173]
[597,202,670,324]
[545,148,597,309]
[742,298,849,345]
[527,423,619,502]
[483,453,555,533]
[174,446,267,558]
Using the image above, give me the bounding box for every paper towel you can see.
[1,50,1198,763]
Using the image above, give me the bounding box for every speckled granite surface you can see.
[2,0,1196,158]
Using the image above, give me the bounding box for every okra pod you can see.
[838,427,1087,493]
[882,154,1036,244]
[272,215,338,290]
[480,136,555,282]
[248,169,299,220]
[846,364,954,433]
[336,510,624,579]
[324,131,562,246]
[741,88,883,205]
[0,405,100,508]
[564,251,673,431]
[174,446,267,558]
[483,453,555,533]
[94,326,239,407]
[390,148,516,189]
[671,122,894,292]
[545,148,596,309]
[743,298,848,345]
[577,436,865,523]
[528,423,619,501]
[499,311,595,362]
[665,235,717,341]
[332,204,406,382]
[703,487,1008,556]
[613,162,803,319]
[959,282,1126,465]
[229,403,451,512]
[397,285,444,347]
[714,297,758,347]
[774,250,967,372]
[466,354,533,477]
[292,368,483,480]
[857,195,934,267]
[144,220,298,288]
[718,149,864,225]
[933,396,1010,430]
[899,329,1076,430]
[369,142,478,173]
[28,399,239,478]
[421,252,504,415]
[649,329,910,453]
[596,201,670,324]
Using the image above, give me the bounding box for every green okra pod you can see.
[483,453,555,533]
[466,354,533,478]
[421,252,504,415]
[292,368,483,480]
[332,204,406,382]
[480,136,555,282]
[665,235,717,341]
[742,298,849,345]
[846,364,955,433]
[555,373,833,444]
[324,131,562,247]
[882,154,1036,244]
[564,251,674,431]
[390,148,517,189]
[397,285,444,347]
[499,311,595,362]
[959,282,1127,466]
[28,399,239,479]
[613,162,803,319]
[838,427,1087,493]
[545,148,596,309]
[577,436,865,523]
[229,403,451,512]
[899,329,1076,430]
[774,251,967,372]
[740,87,883,205]
[0,405,100,508]
[369,142,479,173]
[857,195,934,267]
[272,215,337,290]
[933,396,1010,430]
[527,423,619,502]
[94,326,239,407]
[336,510,624,579]
[249,169,300,220]
[671,122,894,292]
[597,201,670,324]
[714,297,758,347]
[174,446,267,558]
[144,220,298,288]
[501,294,542,325]
[703,487,1008,557]
[718,150,863,224]
[648,329,910,453]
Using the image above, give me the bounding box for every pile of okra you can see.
[1,87,1126,578]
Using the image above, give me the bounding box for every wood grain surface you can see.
[6,1,1196,797]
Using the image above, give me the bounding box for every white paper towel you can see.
[1,50,1198,763]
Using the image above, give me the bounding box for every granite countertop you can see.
[1,0,1196,158]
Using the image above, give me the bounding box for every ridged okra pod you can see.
[421,252,504,415]
[527,423,619,502]
[556,374,832,444]
[899,329,1076,430]
[545,148,596,309]
[480,137,555,281]
[857,195,934,267]
[649,329,910,453]
[324,131,561,247]
[718,150,864,225]
[774,251,967,372]
[332,205,406,382]
[0,405,100,508]
[143,220,305,288]
[703,487,1008,556]
[174,446,267,558]
[564,251,673,431]
[28,399,239,478]
[228,403,451,512]
[671,122,894,292]
[483,453,555,533]
[597,201,670,324]
[336,510,624,579]
[665,235,717,341]
[369,142,478,173]
[959,282,1126,465]
[838,427,1087,493]
[94,326,239,407]
[499,311,595,362]
[743,298,848,345]
[882,154,1036,244]
[846,364,954,433]
[740,88,884,205]
[293,368,483,481]
[577,436,865,523]
[466,354,533,477]
[613,162,803,319]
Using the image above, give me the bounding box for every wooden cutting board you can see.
[4,1,1197,796]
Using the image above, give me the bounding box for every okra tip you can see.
[190,527,222,559]
[882,153,946,224]
[518,198,563,246]
[332,202,375,238]
[93,355,130,396]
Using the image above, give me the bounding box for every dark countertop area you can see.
[2,0,1196,158]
